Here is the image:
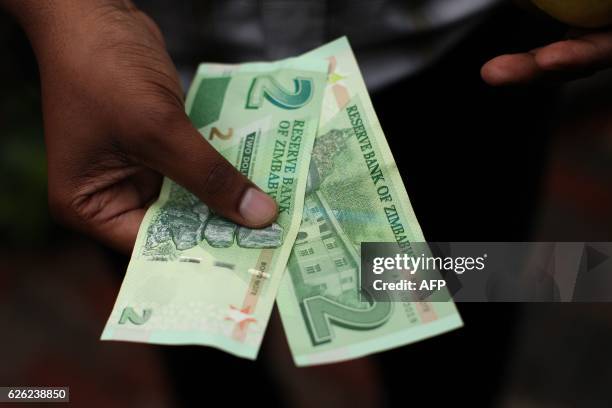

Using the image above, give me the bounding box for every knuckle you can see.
[123,104,185,153]
[48,186,101,230]
[202,160,241,197]
[136,11,166,45]
[153,104,186,131]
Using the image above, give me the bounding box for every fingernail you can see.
[239,188,278,226]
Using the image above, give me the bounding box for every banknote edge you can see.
[291,313,464,366]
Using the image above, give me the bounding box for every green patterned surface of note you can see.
[101,58,328,360]
[276,38,463,366]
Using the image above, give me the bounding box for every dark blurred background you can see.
[1,2,612,407]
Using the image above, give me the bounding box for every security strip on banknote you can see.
[101,57,328,359]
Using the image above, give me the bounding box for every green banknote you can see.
[276,38,463,366]
[101,58,328,359]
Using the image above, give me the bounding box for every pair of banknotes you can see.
[101,37,463,366]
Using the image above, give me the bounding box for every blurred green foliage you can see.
[0,14,52,246]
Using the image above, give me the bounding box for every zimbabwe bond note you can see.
[101,57,328,360]
[276,37,463,366]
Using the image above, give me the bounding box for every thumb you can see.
[139,111,278,228]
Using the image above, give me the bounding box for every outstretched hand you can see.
[482,28,612,85]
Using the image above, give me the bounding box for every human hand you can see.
[481,28,612,85]
[12,0,278,253]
